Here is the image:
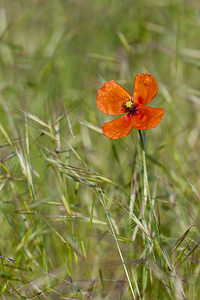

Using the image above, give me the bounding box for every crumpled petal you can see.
[97,80,131,115]
[132,106,164,130]
[133,73,158,106]
[102,114,134,139]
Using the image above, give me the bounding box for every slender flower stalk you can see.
[138,130,159,238]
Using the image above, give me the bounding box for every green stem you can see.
[138,131,174,276]
[138,130,159,238]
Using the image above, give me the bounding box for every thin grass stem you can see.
[98,189,136,299]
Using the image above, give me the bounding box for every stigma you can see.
[125,100,133,108]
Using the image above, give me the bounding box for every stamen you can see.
[121,99,138,115]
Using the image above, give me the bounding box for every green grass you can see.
[0,0,200,299]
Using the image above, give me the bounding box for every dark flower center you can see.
[122,99,138,115]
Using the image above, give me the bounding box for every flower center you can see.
[122,99,138,115]
[125,100,133,108]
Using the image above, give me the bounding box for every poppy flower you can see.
[97,73,164,139]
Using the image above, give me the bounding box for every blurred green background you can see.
[0,0,200,299]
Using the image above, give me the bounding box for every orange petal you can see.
[132,106,164,130]
[97,80,131,115]
[102,114,134,139]
[133,73,158,106]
